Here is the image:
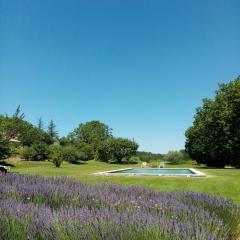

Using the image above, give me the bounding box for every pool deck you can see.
[93,168,206,177]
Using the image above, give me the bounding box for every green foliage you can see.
[49,145,63,167]
[164,151,184,164]
[47,120,58,138]
[19,143,50,161]
[37,117,44,130]
[19,147,34,161]
[105,138,138,163]
[179,149,191,160]
[74,121,112,145]
[63,120,113,161]
[137,151,163,162]
[12,105,25,120]
[0,115,53,146]
[61,146,81,164]
[185,76,240,168]
[0,139,11,160]
[94,141,110,162]
[1,107,139,165]
[128,156,141,163]
[75,143,93,161]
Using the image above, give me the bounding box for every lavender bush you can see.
[0,173,239,240]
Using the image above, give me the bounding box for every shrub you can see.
[128,156,140,163]
[49,145,63,167]
[19,143,50,161]
[164,151,184,164]
[75,142,93,161]
[137,151,163,162]
[0,140,11,160]
[61,146,80,164]
[19,146,35,161]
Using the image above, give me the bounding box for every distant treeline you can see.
[0,106,138,166]
[136,151,163,162]
[137,150,191,164]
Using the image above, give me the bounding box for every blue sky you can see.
[0,0,239,153]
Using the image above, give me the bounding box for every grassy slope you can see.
[7,158,240,204]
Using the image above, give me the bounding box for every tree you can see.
[0,115,53,146]
[185,76,240,168]
[20,124,53,146]
[74,121,112,144]
[74,141,93,160]
[73,121,112,158]
[19,142,50,161]
[37,117,44,130]
[13,105,25,120]
[136,151,163,162]
[49,145,63,167]
[61,146,81,164]
[48,120,58,138]
[105,138,138,163]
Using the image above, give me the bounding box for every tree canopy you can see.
[47,120,58,138]
[74,121,112,145]
[185,76,240,168]
[72,121,112,159]
[0,115,53,146]
[0,109,139,163]
[105,137,139,163]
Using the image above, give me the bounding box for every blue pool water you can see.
[110,169,195,175]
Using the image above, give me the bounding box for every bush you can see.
[128,156,140,163]
[75,142,93,161]
[61,146,81,164]
[0,140,11,160]
[164,151,184,164]
[19,146,35,161]
[19,143,50,161]
[49,145,63,167]
[94,141,110,162]
[137,151,163,162]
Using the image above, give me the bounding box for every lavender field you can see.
[0,173,239,240]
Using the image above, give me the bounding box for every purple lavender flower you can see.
[0,172,239,240]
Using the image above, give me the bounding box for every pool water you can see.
[110,168,195,175]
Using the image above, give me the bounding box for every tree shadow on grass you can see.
[69,161,88,165]
[194,165,237,170]
[109,161,139,165]
[0,160,15,167]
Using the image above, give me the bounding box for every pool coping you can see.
[93,168,206,177]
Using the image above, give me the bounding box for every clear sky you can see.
[0,0,239,153]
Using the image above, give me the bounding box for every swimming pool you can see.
[94,168,206,177]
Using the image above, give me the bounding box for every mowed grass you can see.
[6,158,240,204]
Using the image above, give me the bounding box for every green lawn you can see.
[6,158,240,204]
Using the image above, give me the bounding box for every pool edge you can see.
[93,168,207,177]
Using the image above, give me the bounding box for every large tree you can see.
[185,76,240,168]
[105,137,138,163]
[74,121,112,144]
[73,121,112,159]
